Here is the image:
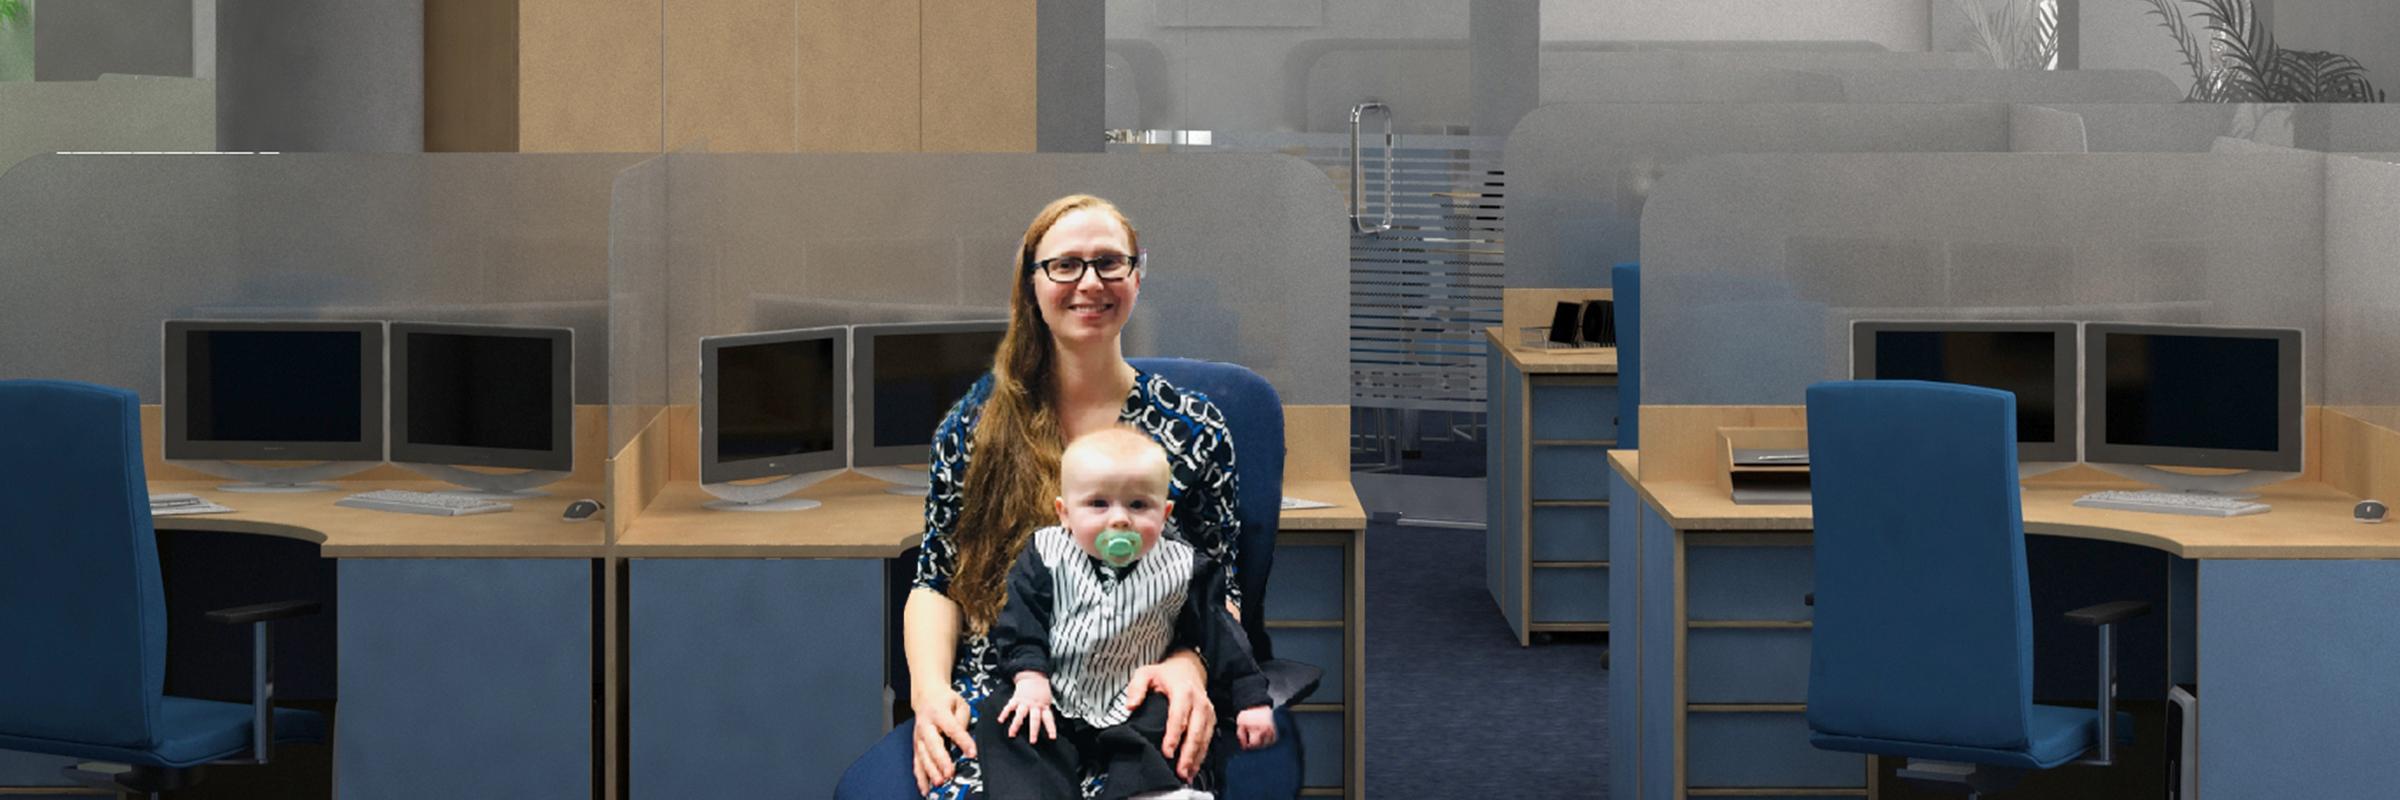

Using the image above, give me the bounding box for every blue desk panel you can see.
[337,558,592,800]
[2197,560,2400,798]
[629,558,885,798]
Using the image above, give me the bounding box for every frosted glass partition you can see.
[654,153,1349,406]
[2008,105,2088,153]
[609,155,670,454]
[1639,153,2326,405]
[1504,103,2012,288]
[2033,104,2400,153]
[1831,69,2182,103]
[0,76,214,175]
[0,152,645,402]
[1541,60,1845,104]
[2326,155,2400,430]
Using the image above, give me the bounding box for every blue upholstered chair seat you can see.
[0,700,326,769]
[1811,707,2132,771]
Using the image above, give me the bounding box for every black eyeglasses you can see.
[1032,251,1145,284]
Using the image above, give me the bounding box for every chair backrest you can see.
[0,380,166,749]
[1128,358,1284,660]
[1610,262,1641,449]
[1804,380,2036,753]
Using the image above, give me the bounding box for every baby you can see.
[973,426,1275,800]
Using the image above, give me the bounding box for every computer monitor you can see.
[2083,323,2302,483]
[390,322,575,495]
[699,326,850,511]
[850,320,1007,489]
[163,319,386,491]
[1850,320,2078,464]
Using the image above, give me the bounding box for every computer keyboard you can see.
[336,489,512,517]
[2072,490,2270,518]
[148,493,234,516]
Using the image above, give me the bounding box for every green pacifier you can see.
[1095,526,1144,568]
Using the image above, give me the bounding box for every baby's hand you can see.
[1234,705,1278,750]
[999,673,1058,743]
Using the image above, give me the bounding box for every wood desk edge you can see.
[1484,327,1620,374]
[1612,451,2399,559]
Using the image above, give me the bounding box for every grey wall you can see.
[1504,103,2012,289]
[217,0,422,152]
[33,0,192,80]
[1039,0,1105,152]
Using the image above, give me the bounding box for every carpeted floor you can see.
[1362,522,1609,797]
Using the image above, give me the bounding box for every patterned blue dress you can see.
[914,369,1243,799]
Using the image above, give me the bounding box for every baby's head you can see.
[1055,427,1175,568]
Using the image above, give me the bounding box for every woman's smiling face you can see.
[1030,208,1141,349]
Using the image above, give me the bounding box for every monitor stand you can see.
[176,460,379,493]
[2091,463,2300,500]
[701,468,842,512]
[854,465,932,497]
[2019,461,2074,480]
[401,463,571,501]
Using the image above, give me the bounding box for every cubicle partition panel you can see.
[1504,103,2012,289]
[2033,104,2400,154]
[0,76,215,177]
[0,152,641,402]
[1829,68,2183,103]
[2007,104,2089,153]
[1638,152,2327,406]
[2325,155,2400,440]
[650,153,1350,406]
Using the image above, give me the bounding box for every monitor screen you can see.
[163,320,385,462]
[701,327,848,484]
[872,330,1004,449]
[391,323,573,472]
[2104,334,2277,451]
[1851,321,2077,463]
[2083,324,2301,472]
[185,329,366,443]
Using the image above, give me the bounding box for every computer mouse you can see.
[2357,500,2388,524]
[562,499,605,522]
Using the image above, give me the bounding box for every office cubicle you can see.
[0,75,214,175]
[1621,149,2400,800]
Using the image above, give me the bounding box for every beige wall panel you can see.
[920,0,1037,152]
[795,0,920,152]
[665,0,799,152]
[426,0,521,152]
[520,0,663,152]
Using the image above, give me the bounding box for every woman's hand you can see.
[1122,649,1216,781]
[911,686,977,793]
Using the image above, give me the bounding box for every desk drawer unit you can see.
[1265,533,1363,798]
[1676,534,1867,799]
[1487,340,1618,645]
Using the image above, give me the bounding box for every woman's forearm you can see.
[904,587,964,697]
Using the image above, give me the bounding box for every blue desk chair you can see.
[0,380,325,797]
[1804,381,2146,798]
[836,359,1319,799]
[1610,262,1640,449]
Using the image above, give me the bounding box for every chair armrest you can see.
[2064,600,2150,627]
[205,599,322,625]
[1259,659,1322,709]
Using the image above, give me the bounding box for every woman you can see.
[846,194,1247,800]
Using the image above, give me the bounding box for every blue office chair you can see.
[1804,381,2145,798]
[0,380,325,797]
[1610,262,1640,449]
[835,359,1317,799]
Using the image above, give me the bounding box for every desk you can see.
[141,480,607,800]
[1608,447,2400,799]
[612,405,1371,798]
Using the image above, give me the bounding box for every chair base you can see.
[1896,758,2024,797]
[66,762,206,795]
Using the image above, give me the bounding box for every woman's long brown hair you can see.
[950,194,1140,635]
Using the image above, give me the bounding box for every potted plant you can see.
[2136,0,2384,102]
